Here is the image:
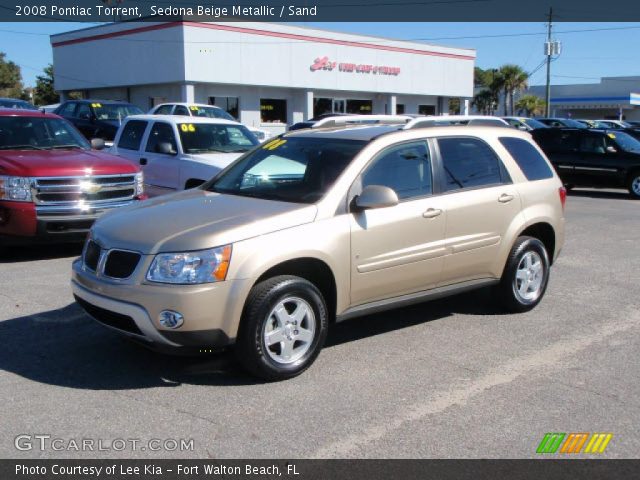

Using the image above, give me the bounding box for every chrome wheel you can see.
[262,296,316,365]
[513,251,544,302]
[632,176,640,196]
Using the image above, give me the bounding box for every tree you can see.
[472,89,498,115]
[33,64,59,105]
[515,94,545,117]
[449,97,461,115]
[497,64,529,116]
[0,52,25,98]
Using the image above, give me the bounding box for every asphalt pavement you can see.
[0,188,638,459]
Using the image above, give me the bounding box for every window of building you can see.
[438,137,507,191]
[145,122,177,154]
[209,97,239,119]
[313,98,333,117]
[418,105,436,115]
[396,104,405,114]
[260,99,287,123]
[346,100,372,114]
[361,141,432,200]
[118,120,148,151]
[499,137,553,181]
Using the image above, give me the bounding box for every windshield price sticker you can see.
[608,133,616,139]
[180,124,196,132]
[189,106,200,111]
[91,103,102,108]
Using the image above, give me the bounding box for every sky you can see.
[1,21,639,88]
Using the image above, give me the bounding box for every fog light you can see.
[158,310,184,329]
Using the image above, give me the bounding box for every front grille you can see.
[33,174,137,206]
[104,250,141,279]
[75,295,143,335]
[84,240,101,271]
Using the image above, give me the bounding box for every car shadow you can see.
[0,243,84,264]
[567,188,632,200]
[0,288,502,389]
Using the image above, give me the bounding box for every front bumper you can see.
[72,258,248,351]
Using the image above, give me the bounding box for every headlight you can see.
[0,176,32,202]
[134,172,144,196]
[146,245,232,284]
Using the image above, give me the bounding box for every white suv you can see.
[110,115,259,197]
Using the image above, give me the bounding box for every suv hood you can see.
[92,188,318,254]
[0,149,139,177]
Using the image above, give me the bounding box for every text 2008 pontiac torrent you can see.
[72,124,565,380]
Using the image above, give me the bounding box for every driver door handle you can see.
[423,208,443,219]
[498,193,514,203]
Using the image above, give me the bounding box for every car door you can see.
[113,119,149,164]
[349,140,447,306]
[142,121,181,197]
[435,136,523,285]
[576,131,627,188]
[534,129,580,184]
[74,103,97,139]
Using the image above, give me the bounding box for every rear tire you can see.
[628,172,640,199]
[235,275,328,381]
[496,236,550,313]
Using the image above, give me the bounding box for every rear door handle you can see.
[139,158,147,166]
[498,193,514,203]
[423,208,443,218]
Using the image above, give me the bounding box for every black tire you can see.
[628,171,640,199]
[235,275,328,381]
[496,236,550,313]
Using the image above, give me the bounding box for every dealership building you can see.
[51,21,475,135]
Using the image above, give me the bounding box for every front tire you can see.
[628,171,640,199]
[235,275,328,381]
[497,236,550,313]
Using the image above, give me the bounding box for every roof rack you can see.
[404,115,510,130]
[311,114,413,129]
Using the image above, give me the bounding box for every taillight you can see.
[559,186,567,211]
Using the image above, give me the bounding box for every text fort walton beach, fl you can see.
[17,5,318,18]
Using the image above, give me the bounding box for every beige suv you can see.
[72,125,566,380]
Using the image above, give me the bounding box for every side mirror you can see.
[90,138,105,150]
[354,185,399,210]
[606,146,617,154]
[156,142,176,155]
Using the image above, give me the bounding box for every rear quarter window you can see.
[117,120,148,151]
[499,137,554,181]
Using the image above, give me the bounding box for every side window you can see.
[361,142,432,200]
[76,103,92,119]
[117,120,148,151]
[59,102,77,117]
[154,105,174,115]
[173,105,190,116]
[146,122,177,154]
[499,137,554,181]
[579,133,606,154]
[438,137,507,192]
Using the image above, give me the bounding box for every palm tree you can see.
[472,89,497,115]
[498,64,529,116]
[515,94,545,117]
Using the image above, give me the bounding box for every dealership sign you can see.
[310,56,401,76]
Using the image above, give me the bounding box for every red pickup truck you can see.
[0,109,145,244]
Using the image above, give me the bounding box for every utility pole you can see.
[544,7,553,117]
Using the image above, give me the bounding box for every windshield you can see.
[178,123,259,154]
[523,118,548,129]
[0,99,38,110]
[188,105,235,121]
[206,137,366,203]
[0,116,90,150]
[93,103,143,121]
[609,131,640,153]
[563,119,588,129]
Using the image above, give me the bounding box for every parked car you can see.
[110,115,259,197]
[0,97,38,110]
[54,100,144,145]
[73,124,565,380]
[626,121,640,128]
[537,118,588,129]
[502,117,549,131]
[593,119,634,130]
[407,115,510,128]
[149,102,272,141]
[40,103,60,113]
[289,112,352,131]
[532,127,640,198]
[0,109,144,244]
[575,119,610,129]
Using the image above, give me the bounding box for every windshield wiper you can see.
[0,144,45,150]
[49,145,85,150]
